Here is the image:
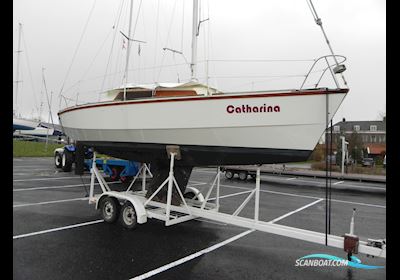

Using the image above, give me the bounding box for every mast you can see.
[190,0,199,81]
[123,0,134,100]
[14,23,23,116]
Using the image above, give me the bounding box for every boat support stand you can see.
[88,151,386,259]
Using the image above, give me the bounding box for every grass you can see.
[13,140,65,157]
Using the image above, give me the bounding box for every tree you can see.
[348,131,363,162]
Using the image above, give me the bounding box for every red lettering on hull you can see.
[226,104,280,114]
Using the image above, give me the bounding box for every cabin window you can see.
[154,90,197,97]
[114,90,152,101]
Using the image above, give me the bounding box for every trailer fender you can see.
[96,192,147,224]
[185,186,205,203]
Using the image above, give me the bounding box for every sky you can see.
[13,0,386,124]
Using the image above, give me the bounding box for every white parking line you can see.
[268,199,324,224]
[13,220,104,240]
[189,180,386,209]
[286,177,297,181]
[13,197,89,208]
[333,181,344,185]
[130,229,254,280]
[13,181,120,192]
[14,176,91,182]
[129,192,325,280]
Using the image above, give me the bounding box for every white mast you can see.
[14,23,23,116]
[124,0,134,100]
[190,0,199,81]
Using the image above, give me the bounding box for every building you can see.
[320,118,386,160]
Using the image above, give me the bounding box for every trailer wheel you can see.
[120,202,137,229]
[225,170,234,179]
[238,171,248,181]
[100,197,120,223]
[54,153,62,168]
[61,150,73,172]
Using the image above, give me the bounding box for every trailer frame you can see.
[88,151,386,259]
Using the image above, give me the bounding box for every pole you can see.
[341,136,345,175]
[124,0,134,100]
[190,0,199,80]
[14,23,23,115]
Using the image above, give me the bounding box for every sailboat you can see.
[58,0,348,195]
[13,23,42,133]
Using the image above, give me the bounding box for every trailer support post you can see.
[89,152,97,204]
[255,167,260,221]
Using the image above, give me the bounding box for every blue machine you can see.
[55,144,139,181]
[84,158,140,182]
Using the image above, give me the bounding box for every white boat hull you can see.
[58,89,347,165]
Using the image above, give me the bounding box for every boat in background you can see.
[13,117,39,131]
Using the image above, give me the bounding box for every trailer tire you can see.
[54,153,62,168]
[100,196,120,223]
[61,150,73,172]
[238,171,248,181]
[120,202,137,229]
[225,170,234,179]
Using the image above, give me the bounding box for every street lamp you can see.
[340,136,349,176]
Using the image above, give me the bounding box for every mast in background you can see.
[14,23,23,116]
[190,0,199,81]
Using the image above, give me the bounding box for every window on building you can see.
[334,125,340,132]
[353,125,360,131]
[370,125,377,131]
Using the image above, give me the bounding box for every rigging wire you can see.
[58,0,98,106]
[70,27,114,99]
[306,0,347,86]
[100,0,126,99]
[156,0,178,82]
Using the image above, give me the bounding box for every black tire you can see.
[238,171,248,181]
[61,150,74,172]
[54,153,62,168]
[100,196,120,223]
[120,202,137,229]
[225,170,234,179]
[184,191,196,200]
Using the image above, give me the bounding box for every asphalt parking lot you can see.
[13,158,386,280]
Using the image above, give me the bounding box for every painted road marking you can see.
[268,199,324,223]
[129,195,325,279]
[286,177,296,181]
[189,180,386,209]
[13,220,104,240]
[13,181,120,192]
[13,197,89,208]
[13,176,91,182]
[130,229,254,280]
[333,181,344,185]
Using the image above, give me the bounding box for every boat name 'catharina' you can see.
[226,104,280,114]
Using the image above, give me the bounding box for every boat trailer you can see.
[88,149,386,259]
